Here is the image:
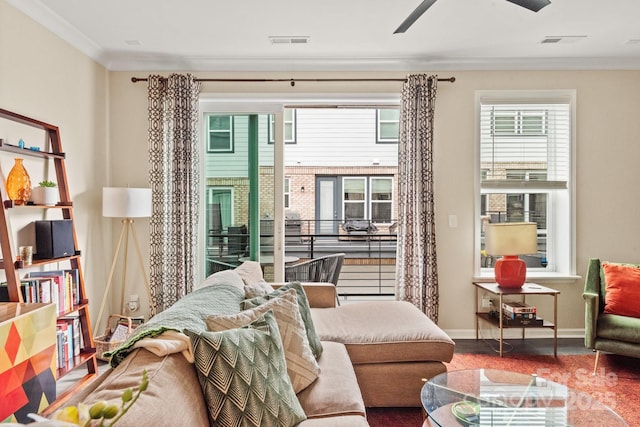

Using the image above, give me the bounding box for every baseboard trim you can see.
[444,328,585,340]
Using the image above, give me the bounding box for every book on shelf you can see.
[501,315,544,326]
[56,329,66,369]
[59,314,82,357]
[0,280,37,302]
[56,321,72,369]
[502,301,536,315]
[502,308,537,320]
[28,269,80,314]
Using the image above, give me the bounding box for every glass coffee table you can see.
[421,369,627,426]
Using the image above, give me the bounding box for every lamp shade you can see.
[484,222,537,288]
[103,187,152,218]
[484,222,537,256]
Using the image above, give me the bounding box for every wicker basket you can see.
[95,314,134,362]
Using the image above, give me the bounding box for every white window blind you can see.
[480,102,570,190]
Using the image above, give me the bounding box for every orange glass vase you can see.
[6,158,32,205]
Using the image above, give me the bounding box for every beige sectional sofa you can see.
[67,263,454,426]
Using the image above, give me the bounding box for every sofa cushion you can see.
[67,348,210,427]
[298,416,369,426]
[601,262,640,318]
[597,313,640,344]
[296,341,366,419]
[243,282,323,359]
[206,288,320,393]
[311,301,454,364]
[185,310,306,427]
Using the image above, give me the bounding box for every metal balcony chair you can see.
[206,257,239,277]
[285,253,345,305]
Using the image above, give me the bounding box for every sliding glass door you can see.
[200,100,285,282]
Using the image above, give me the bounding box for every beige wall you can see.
[6,1,640,338]
[109,70,640,338]
[0,2,110,329]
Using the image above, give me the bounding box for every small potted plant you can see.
[31,180,58,205]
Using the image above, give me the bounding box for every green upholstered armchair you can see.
[583,258,640,373]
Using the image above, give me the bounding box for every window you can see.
[268,114,275,144]
[207,115,234,152]
[343,178,366,220]
[268,109,296,144]
[478,92,574,276]
[284,109,296,143]
[284,177,290,208]
[343,176,394,223]
[370,178,393,223]
[376,108,400,143]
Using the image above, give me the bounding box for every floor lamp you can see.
[94,187,152,336]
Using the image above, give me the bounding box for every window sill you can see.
[474,272,582,285]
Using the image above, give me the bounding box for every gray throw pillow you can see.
[184,310,306,427]
[241,282,323,358]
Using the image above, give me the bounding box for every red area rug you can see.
[366,353,640,426]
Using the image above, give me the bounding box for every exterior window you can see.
[269,109,296,144]
[370,178,393,222]
[284,109,296,144]
[478,92,573,275]
[376,109,400,143]
[284,177,290,208]
[207,115,234,152]
[268,115,275,144]
[343,178,366,220]
[342,176,394,223]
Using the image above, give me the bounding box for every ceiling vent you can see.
[541,36,586,44]
[269,36,310,45]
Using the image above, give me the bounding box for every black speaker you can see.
[35,219,75,259]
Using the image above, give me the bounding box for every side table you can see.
[473,282,559,357]
[0,303,57,423]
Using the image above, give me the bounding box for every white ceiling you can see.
[8,0,640,72]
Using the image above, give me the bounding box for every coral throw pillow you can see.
[602,262,640,318]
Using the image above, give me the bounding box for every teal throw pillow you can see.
[242,282,323,358]
[184,310,306,427]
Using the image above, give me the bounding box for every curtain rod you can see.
[131,76,455,86]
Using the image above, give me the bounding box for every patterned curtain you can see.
[395,74,439,322]
[147,74,201,314]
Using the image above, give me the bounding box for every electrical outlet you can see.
[128,294,140,312]
[482,296,492,308]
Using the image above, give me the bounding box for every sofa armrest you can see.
[271,282,337,308]
[583,258,602,349]
[583,292,599,349]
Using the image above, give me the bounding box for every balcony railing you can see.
[206,219,397,299]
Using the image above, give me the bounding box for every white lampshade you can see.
[484,222,537,256]
[103,187,152,218]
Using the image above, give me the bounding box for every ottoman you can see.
[310,301,455,407]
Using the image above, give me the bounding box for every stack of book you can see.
[501,302,543,326]
[0,269,80,315]
[56,314,83,370]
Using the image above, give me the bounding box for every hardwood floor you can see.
[56,340,591,399]
[453,337,593,356]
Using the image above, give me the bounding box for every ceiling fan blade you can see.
[505,0,551,12]
[394,0,438,34]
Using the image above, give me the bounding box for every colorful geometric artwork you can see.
[0,303,56,423]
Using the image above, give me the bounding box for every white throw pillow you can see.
[234,261,264,286]
[195,269,244,291]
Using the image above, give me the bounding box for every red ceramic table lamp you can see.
[484,222,538,288]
